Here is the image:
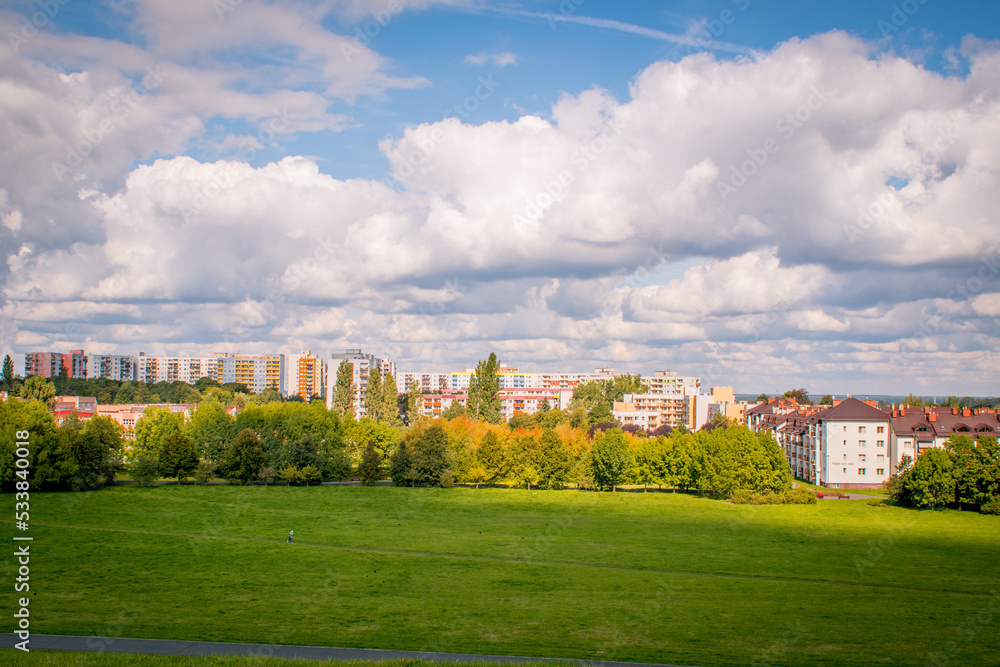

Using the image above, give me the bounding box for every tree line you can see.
[886,434,1000,514]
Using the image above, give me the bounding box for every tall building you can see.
[327,349,394,417]
[135,353,217,385]
[86,353,136,382]
[214,353,285,394]
[287,351,326,400]
[25,350,87,379]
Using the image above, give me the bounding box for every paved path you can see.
[3,634,695,667]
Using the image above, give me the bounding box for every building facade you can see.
[287,351,326,400]
[86,354,136,382]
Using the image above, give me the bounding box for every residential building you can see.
[287,351,326,400]
[52,395,98,424]
[395,371,452,393]
[96,403,195,439]
[86,353,136,382]
[213,353,285,394]
[25,350,87,379]
[327,349,394,418]
[889,406,1000,467]
[648,370,701,396]
[136,353,218,385]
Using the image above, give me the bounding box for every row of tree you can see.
[886,435,1000,513]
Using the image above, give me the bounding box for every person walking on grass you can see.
[287,529,294,544]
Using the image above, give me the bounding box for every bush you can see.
[130,455,160,487]
[787,487,818,504]
[193,460,216,485]
[731,488,817,505]
[981,500,1000,515]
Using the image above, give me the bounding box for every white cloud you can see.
[4,28,1000,393]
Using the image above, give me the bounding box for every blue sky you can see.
[1,0,999,395]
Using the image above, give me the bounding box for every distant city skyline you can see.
[2,1,999,396]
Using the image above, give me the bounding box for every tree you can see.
[477,430,508,486]
[359,441,383,485]
[819,394,834,405]
[221,428,265,485]
[322,448,352,483]
[159,431,199,483]
[754,393,769,404]
[194,460,216,484]
[404,380,423,425]
[365,370,383,423]
[332,360,355,418]
[782,388,812,405]
[301,465,322,486]
[185,401,233,462]
[510,434,541,490]
[441,402,467,420]
[81,415,125,485]
[279,464,303,486]
[411,424,450,486]
[1,355,14,390]
[902,448,956,509]
[590,428,633,491]
[133,407,184,458]
[468,352,501,423]
[381,373,401,426]
[536,429,571,489]
[130,454,160,487]
[390,440,415,486]
[20,375,56,407]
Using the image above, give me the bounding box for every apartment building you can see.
[286,351,326,400]
[25,350,87,379]
[889,406,1000,466]
[214,353,285,394]
[97,403,195,439]
[395,371,452,393]
[327,349,394,418]
[86,354,136,382]
[136,353,218,385]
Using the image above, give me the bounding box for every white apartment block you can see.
[135,353,217,385]
[327,349,395,418]
[648,370,701,396]
[395,371,452,393]
[86,354,136,382]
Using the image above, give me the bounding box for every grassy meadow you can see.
[3,485,999,667]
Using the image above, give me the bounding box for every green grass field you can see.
[4,486,999,667]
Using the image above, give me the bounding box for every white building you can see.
[86,354,136,382]
[327,349,394,418]
[135,353,217,385]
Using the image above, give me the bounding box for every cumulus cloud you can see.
[4,25,1000,393]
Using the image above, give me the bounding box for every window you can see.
[859,440,866,447]
[877,440,885,447]
[877,468,884,475]
[859,454,867,462]
[859,426,866,433]
[877,426,885,434]
[858,468,866,475]
[877,454,885,463]
[843,467,847,473]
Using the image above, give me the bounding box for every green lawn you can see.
[793,478,891,497]
[4,486,999,667]
[0,652,533,667]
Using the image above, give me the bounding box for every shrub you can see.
[193,460,216,485]
[130,455,160,487]
[731,489,754,504]
[981,500,1000,516]
[787,488,818,504]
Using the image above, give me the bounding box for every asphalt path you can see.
[2,634,696,667]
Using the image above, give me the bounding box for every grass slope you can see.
[4,486,999,667]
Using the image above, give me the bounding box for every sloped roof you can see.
[816,397,889,422]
